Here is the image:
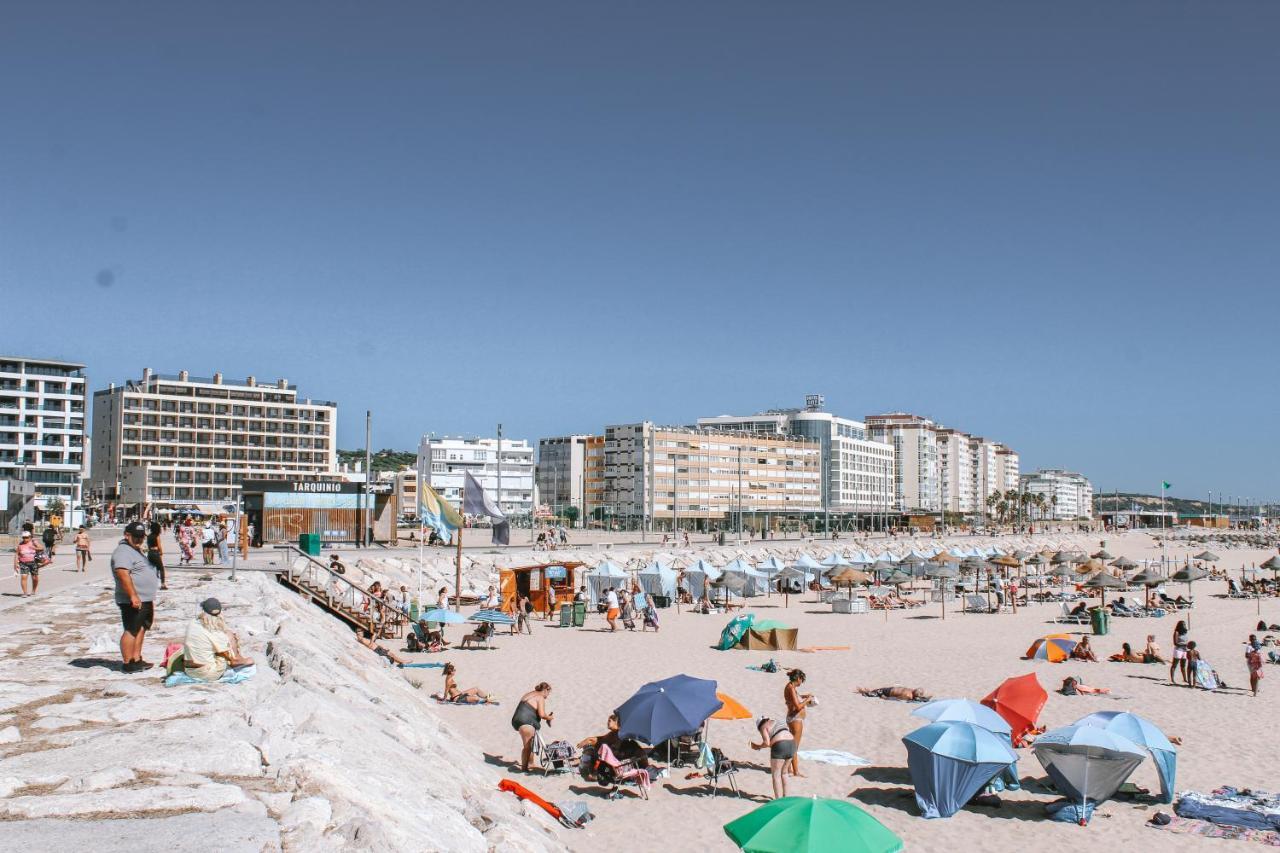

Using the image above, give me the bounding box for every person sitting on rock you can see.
[358,629,407,666]
[182,598,254,681]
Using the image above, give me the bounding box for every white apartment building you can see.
[935,428,975,514]
[536,435,591,519]
[995,445,1020,493]
[865,413,940,512]
[0,356,88,512]
[602,422,821,529]
[969,435,1000,516]
[1021,468,1094,520]
[697,399,893,517]
[91,369,337,507]
[417,435,535,518]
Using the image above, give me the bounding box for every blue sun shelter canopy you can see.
[685,559,721,599]
[586,559,629,607]
[1074,711,1176,804]
[638,561,678,599]
[1033,725,1146,808]
[903,721,1017,818]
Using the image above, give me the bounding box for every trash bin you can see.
[298,533,321,556]
[652,595,671,609]
[1090,606,1109,636]
[572,601,587,627]
[558,605,572,627]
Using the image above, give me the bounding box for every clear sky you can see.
[2,3,1277,500]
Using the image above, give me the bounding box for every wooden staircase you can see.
[275,547,410,640]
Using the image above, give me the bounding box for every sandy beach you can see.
[390,530,1280,852]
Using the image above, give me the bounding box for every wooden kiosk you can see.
[499,562,585,618]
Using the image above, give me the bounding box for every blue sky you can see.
[2,3,1277,500]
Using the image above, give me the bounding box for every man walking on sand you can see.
[113,521,159,673]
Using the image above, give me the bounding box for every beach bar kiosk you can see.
[499,562,585,618]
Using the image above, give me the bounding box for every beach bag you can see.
[1046,799,1096,824]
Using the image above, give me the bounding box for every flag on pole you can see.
[1162,482,1172,490]
[420,482,463,544]
[463,471,509,546]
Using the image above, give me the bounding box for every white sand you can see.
[397,530,1280,852]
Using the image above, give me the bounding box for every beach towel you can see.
[164,664,257,687]
[1177,788,1280,832]
[796,749,870,767]
[1151,813,1280,846]
[401,662,447,669]
[797,645,850,653]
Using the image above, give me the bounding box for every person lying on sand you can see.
[1108,642,1145,663]
[1060,676,1109,695]
[857,686,932,702]
[357,629,407,666]
[433,662,496,704]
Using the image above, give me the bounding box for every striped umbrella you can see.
[471,608,516,625]
[1025,634,1077,662]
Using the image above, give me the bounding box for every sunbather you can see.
[357,629,407,666]
[461,621,494,649]
[1068,601,1089,617]
[1143,635,1167,664]
[1108,642,1144,663]
[1071,636,1098,662]
[856,685,932,702]
[1060,676,1110,695]
[434,662,496,704]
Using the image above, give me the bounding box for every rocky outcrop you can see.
[0,571,565,853]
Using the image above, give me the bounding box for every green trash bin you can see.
[298,533,321,556]
[558,605,572,627]
[572,601,587,627]
[1090,606,1109,636]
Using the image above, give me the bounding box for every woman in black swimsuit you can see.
[750,716,795,800]
[511,682,554,772]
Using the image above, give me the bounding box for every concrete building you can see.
[865,413,940,513]
[91,369,337,508]
[601,422,821,530]
[995,445,1021,494]
[417,435,535,518]
[697,398,893,521]
[583,435,605,521]
[0,356,88,516]
[536,435,592,522]
[935,428,975,515]
[1021,468,1094,520]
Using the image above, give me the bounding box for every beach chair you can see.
[848,597,870,615]
[965,594,995,614]
[1056,602,1090,624]
[703,747,740,798]
[595,743,650,799]
[460,621,495,650]
[1228,579,1249,599]
[533,732,578,776]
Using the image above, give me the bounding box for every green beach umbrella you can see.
[724,797,903,853]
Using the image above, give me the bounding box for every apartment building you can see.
[935,428,975,514]
[1021,468,1094,520]
[0,356,87,512]
[865,413,940,512]
[536,435,592,521]
[91,369,337,507]
[995,445,1021,493]
[601,422,821,529]
[417,435,535,518]
[697,399,893,517]
[584,435,604,519]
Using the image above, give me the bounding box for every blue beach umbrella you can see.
[912,699,1012,737]
[1074,711,1177,804]
[903,721,1017,818]
[616,674,723,745]
[471,609,516,625]
[421,608,467,624]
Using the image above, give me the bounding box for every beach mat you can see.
[1150,814,1280,847]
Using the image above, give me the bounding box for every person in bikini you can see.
[783,669,814,778]
[750,716,796,800]
[857,685,932,702]
[434,662,496,704]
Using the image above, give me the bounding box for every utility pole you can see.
[496,423,503,523]
[737,445,744,545]
[362,410,372,546]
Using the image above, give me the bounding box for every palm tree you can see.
[996,499,1010,525]
[1050,494,1059,520]
[985,492,1000,523]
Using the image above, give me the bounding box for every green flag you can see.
[1162,481,1172,490]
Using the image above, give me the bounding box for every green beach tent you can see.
[724,797,903,853]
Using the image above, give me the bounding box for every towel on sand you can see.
[165,664,257,687]
[796,749,870,767]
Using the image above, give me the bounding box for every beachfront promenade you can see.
[1,528,1275,851]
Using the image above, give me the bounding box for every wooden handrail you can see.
[278,545,410,638]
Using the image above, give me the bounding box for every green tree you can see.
[45,497,66,518]
[562,506,580,527]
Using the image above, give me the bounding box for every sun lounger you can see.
[595,743,650,799]
[1057,602,1090,624]
[704,746,740,798]
[965,594,996,614]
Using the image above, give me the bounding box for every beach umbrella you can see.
[870,559,895,577]
[822,552,854,569]
[912,699,1012,736]
[1193,550,1220,563]
[717,613,754,650]
[1083,571,1125,606]
[471,609,516,625]
[712,573,748,608]
[848,550,876,565]
[724,797,903,853]
[615,674,723,745]
[1033,725,1146,814]
[1260,556,1280,572]
[926,564,959,620]
[903,721,1018,818]
[882,569,913,586]
[1025,634,1077,662]
[1110,556,1138,571]
[831,567,873,590]
[776,566,807,607]
[793,554,824,572]
[711,691,751,721]
[756,556,785,574]
[1127,569,1165,608]
[931,552,960,564]
[990,555,1021,568]
[421,608,467,624]
[1075,711,1177,803]
[1050,551,1072,565]
[1091,549,1114,561]
[1171,564,1208,626]
[1012,549,1032,560]
[982,673,1047,746]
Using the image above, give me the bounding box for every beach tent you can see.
[756,556,785,575]
[685,559,722,599]
[912,699,1012,737]
[1033,725,1146,812]
[738,620,798,650]
[1075,711,1177,804]
[717,614,754,650]
[586,560,629,607]
[903,721,1017,818]
[982,673,1047,746]
[723,797,903,853]
[637,561,678,600]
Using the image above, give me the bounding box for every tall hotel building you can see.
[0,356,88,511]
[91,369,337,507]
[601,422,821,529]
[417,435,535,518]
[865,413,940,512]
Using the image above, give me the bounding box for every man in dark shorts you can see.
[113,521,159,673]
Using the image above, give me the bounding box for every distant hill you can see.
[1093,492,1274,517]
[337,448,416,474]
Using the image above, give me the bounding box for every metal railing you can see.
[276,545,411,638]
